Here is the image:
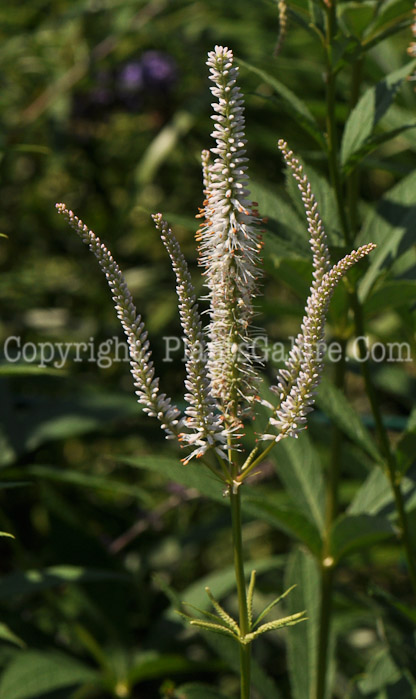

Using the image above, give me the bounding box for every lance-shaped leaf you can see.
[243,611,307,644]
[204,587,240,635]
[341,60,416,169]
[253,585,297,630]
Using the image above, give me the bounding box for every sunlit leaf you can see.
[341,61,416,169]
[238,59,325,147]
[357,169,416,301]
[135,111,194,185]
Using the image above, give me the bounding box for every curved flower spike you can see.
[272,140,332,408]
[55,204,182,439]
[274,1,288,58]
[152,213,227,463]
[265,243,376,442]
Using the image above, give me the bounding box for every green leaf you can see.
[245,611,307,642]
[396,429,416,476]
[125,455,323,551]
[357,169,416,301]
[364,280,416,317]
[285,548,323,699]
[204,633,282,699]
[18,464,152,506]
[0,622,26,648]
[0,566,128,601]
[308,0,324,31]
[329,513,395,562]
[247,570,256,629]
[0,364,66,376]
[242,495,323,555]
[248,180,310,260]
[348,467,392,516]
[135,110,194,185]
[0,651,99,699]
[238,59,325,147]
[128,653,211,685]
[121,455,224,502]
[362,1,413,45]
[341,61,416,168]
[271,433,326,534]
[170,556,285,617]
[0,388,139,465]
[342,123,416,175]
[189,619,238,640]
[355,647,416,696]
[369,585,416,626]
[204,587,240,635]
[172,599,283,699]
[253,585,297,629]
[316,375,381,462]
[173,683,228,699]
[0,481,31,489]
[0,531,15,539]
[180,603,234,629]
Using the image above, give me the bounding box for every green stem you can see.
[314,340,347,699]
[324,0,350,245]
[230,486,251,698]
[340,22,416,598]
[350,296,416,594]
[315,563,335,699]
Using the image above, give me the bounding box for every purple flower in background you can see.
[72,51,179,122]
[117,52,178,112]
[118,62,144,92]
[140,51,178,91]
[118,52,177,96]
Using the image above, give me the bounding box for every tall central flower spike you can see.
[197,46,264,431]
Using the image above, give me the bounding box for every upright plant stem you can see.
[314,4,346,698]
[314,341,347,699]
[230,485,251,699]
[324,0,350,245]
[350,299,416,593]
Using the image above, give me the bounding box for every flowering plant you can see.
[57,45,375,697]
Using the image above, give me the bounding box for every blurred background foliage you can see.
[0,0,415,697]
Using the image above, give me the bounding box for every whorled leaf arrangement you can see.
[180,573,306,646]
[56,44,375,471]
